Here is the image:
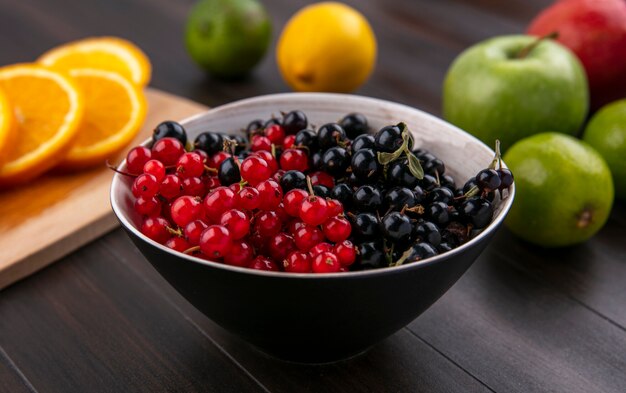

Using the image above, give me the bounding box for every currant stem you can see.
[306,176,315,196]
[106,161,137,177]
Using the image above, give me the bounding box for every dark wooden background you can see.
[1,0,625,392]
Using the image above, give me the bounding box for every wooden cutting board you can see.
[0,88,208,289]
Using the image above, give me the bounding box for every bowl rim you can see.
[110,92,515,279]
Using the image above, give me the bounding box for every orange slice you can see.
[38,37,151,87]
[0,64,83,187]
[0,88,15,166]
[57,68,147,169]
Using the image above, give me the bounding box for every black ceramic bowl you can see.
[111,93,514,364]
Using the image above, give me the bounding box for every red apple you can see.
[528,0,626,110]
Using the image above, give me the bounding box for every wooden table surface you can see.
[1,0,625,392]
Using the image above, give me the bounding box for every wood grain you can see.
[0,89,207,290]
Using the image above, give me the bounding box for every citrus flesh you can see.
[38,37,152,87]
[0,88,15,166]
[504,132,614,247]
[583,99,626,200]
[277,2,376,92]
[0,64,83,187]
[58,69,147,169]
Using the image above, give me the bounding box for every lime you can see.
[583,99,626,200]
[185,0,271,78]
[276,2,376,93]
[504,133,614,247]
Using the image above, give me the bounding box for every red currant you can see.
[272,169,285,183]
[176,152,205,178]
[219,209,250,240]
[322,216,351,242]
[132,173,159,198]
[240,156,271,186]
[141,216,170,243]
[182,177,205,197]
[192,149,208,163]
[283,251,311,273]
[205,176,221,190]
[257,179,283,211]
[309,242,333,257]
[249,256,279,271]
[184,219,208,245]
[152,137,185,166]
[203,186,237,223]
[254,150,279,173]
[274,203,289,223]
[265,124,285,145]
[199,225,232,259]
[143,159,165,183]
[283,135,296,149]
[237,186,261,210]
[283,189,308,217]
[208,151,231,169]
[251,135,271,151]
[253,211,282,237]
[310,171,334,189]
[127,146,152,175]
[334,240,356,266]
[326,198,344,216]
[159,174,182,200]
[279,149,308,172]
[293,224,325,252]
[165,237,190,252]
[170,195,203,227]
[224,240,254,267]
[299,196,329,226]
[267,232,296,262]
[312,252,341,273]
[287,219,305,235]
[134,196,162,216]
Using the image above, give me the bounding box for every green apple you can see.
[583,99,626,200]
[443,35,589,151]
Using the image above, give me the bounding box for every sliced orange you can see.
[0,64,83,187]
[57,68,147,169]
[0,88,15,166]
[38,37,152,87]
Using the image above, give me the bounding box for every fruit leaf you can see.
[407,152,424,180]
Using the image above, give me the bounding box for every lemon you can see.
[504,133,614,247]
[583,99,626,200]
[277,2,376,93]
[185,0,272,78]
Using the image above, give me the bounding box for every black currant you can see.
[351,148,381,181]
[310,151,323,169]
[217,157,241,186]
[354,241,386,270]
[246,119,264,133]
[413,220,441,246]
[441,174,456,190]
[282,110,308,134]
[317,123,346,149]
[331,183,353,210]
[427,187,454,204]
[294,129,319,152]
[459,197,493,229]
[350,212,382,240]
[280,170,307,192]
[422,157,445,176]
[404,242,438,264]
[340,112,369,139]
[264,117,281,129]
[353,185,383,212]
[194,132,223,155]
[384,187,418,212]
[426,201,450,226]
[437,242,454,253]
[476,168,501,192]
[419,174,439,192]
[374,124,404,153]
[312,184,330,198]
[351,134,375,153]
[322,147,350,177]
[233,135,247,154]
[388,159,419,188]
[498,168,514,189]
[153,121,187,145]
[382,212,413,245]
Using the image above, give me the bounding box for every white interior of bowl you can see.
[111,93,514,277]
